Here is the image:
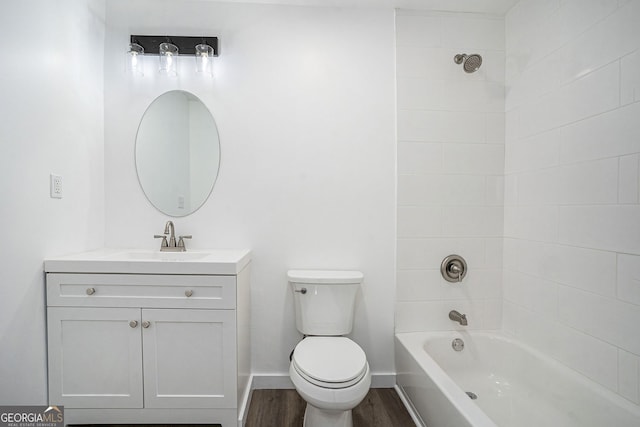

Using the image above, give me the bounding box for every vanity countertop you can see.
[44,248,251,275]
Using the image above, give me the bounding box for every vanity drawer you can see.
[46,273,236,309]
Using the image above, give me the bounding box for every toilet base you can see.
[303,403,353,427]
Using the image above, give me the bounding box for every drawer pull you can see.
[185,290,193,297]
[86,287,96,295]
[129,320,138,328]
[142,320,151,329]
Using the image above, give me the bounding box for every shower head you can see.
[454,53,482,73]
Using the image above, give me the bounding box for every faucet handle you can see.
[177,235,192,249]
[154,234,169,247]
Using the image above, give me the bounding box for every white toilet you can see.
[288,270,371,427]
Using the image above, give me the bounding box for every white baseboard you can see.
[250,372,396,389]
[252,374,295,389]
[237,375,254,427]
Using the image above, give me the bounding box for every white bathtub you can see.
[395,331,640,427]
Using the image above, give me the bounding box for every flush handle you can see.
[294,288,307,295]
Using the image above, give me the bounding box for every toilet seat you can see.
[292,337,367,389]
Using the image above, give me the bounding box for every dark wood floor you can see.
[245,388,416,427]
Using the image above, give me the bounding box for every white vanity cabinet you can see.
[44,250,251,427]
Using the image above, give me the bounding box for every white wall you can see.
[504,0,640,405]
[0,0,105,403]
[104,0,396,379]
[395,10,505,332]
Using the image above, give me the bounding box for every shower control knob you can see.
[441,255,468,283]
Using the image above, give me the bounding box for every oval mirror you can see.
[135,90,220,216]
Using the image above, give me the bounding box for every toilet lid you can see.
[292,337,367,387]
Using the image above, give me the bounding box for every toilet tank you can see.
[288,270,363,336]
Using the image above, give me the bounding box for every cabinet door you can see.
[142,309,237,409]
[47,307,143,408]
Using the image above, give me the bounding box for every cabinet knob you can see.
[142,320,151,329]
[129,320,138,328]
[86,287,96,295]
[185,290,193,297]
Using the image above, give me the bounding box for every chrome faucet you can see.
[165,221,176,247]
[449,310,468,326]
[154,221,192,252]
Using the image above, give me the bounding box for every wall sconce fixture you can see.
[126,43,144,76]
[127,35,219,76]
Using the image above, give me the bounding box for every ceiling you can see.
[192,0,520,15]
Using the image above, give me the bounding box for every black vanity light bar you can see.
[130,35,219,56]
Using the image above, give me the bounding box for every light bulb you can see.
[159,42,178,76]
[195,43,214,75]
[126,43,144,76]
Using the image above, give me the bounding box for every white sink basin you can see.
[104,251,210,261]
[44,248,251,275]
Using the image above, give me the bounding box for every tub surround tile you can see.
[552,323,619,392]
[395,14,442,47]
[481,298,503,330]
[503,174,518,205]
[397,174,487,206]
[396,269,502,301]
[396,206,442,238]
[559,102,640,165]
[503,205,559,243]
[618,349,640,404]
[396,46,442,79]
[485,176,505,205]
[397,141,443,175]
[618,154,639,204]
[503,301,619,392]
[442,15,505,50]
[396,78,445,111]
[506,0,561,54]
[502,302,557,352]
[503,270,559,318]
[486,112,506,143]
[441,206,504,238]
[396,238,486,270]
[397,110,487,143]
[504,128,560,174]
[617,254,640,306]
[621,50,640,105]
[516,62,620,139]
[558,286,640,356]
[515,241,617,297]
[558,205,640,254]
[484,238,504,269]
[442,144,505,175]
[395,5,505,378]
[558,0,640,85]
[501,0,640,406]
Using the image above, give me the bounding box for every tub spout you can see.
[449,310,468,326]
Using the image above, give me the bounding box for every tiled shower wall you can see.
[395,10,505,332]
[504,0,640,405]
